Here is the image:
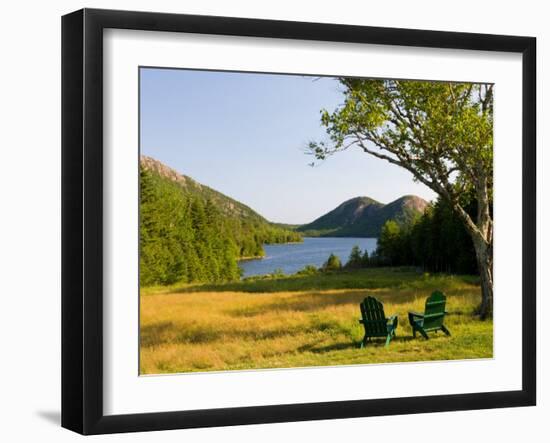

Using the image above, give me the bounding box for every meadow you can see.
[140,268,493,374]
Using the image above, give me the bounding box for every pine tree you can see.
[361,249,370,268]
[323,253,342,271]
[346,245,363,269]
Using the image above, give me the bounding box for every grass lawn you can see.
[140,268,493,374]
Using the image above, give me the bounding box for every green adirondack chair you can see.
[359,296,398,348]
[408,291,451,339]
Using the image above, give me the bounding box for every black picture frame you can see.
[61,8,537,435]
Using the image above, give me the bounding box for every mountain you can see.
[140,156,301,276]
[297,195,428,237]
[141,155,269,224]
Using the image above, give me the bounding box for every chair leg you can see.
[408,312,420,329]
[441,325,451,336]
[360,335,367,348]
[385,334,392,347]
[419,328,429,340]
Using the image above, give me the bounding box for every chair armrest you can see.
[408,311,423,327]
[408,311,424,318]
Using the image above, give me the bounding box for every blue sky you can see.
[140,68,436,224]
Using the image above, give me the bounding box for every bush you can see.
[322,253,342,271]
[271,268,286,278]
[296,265,319,276]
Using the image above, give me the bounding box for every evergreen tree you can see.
[361,249,370,267]
[377,220,402,265]
[370,195,478,274]
[346,245,363,269]
[323,253,342,271]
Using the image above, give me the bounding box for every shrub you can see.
[322,253,342,271]
[271,268,286,278]
[296,265,319,276]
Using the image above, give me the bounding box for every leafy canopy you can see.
[309,79,493,203]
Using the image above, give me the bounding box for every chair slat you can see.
[359,296,396,343]
[408,291,451,338]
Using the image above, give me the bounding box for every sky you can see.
[140,68,437,224]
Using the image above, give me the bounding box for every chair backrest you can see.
[422,291,447,330]
[360,296,388,336]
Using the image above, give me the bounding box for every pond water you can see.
[238,237,378,277]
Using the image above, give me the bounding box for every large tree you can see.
[309,79,493,318]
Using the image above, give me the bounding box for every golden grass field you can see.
[140,268,493,374]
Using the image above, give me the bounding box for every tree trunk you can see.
[450,183,493,319]
[472,237,493,319]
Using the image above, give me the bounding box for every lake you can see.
[238,237,378,277]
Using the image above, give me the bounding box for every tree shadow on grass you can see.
[141,320,351,346]
[140,321,174,347]
[226,290,421,317]
[299,342,359,354]
[227,290,368,317]
[297,335,419,354]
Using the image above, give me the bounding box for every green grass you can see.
[140,267,492,374]
[143,267,480,295]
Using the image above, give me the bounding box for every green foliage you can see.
[272,268,286,278]
[140,167,242,286]
[140,166,302,286]
[377,220,402,265]
[345,245,363,269]
[322,253,342,271]
[361,249,370,267]
[311,80,493,193]
[372,196,478,274]
[295,265,320,276]
[171,266,479,295]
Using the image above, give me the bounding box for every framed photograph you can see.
[62,8,536,435]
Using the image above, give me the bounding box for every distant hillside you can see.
[297,195,428,237]
[141,155,269,223]
[140,155,302,286]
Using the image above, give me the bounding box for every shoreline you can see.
[238,255,264,261]
[239,240,305,262]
